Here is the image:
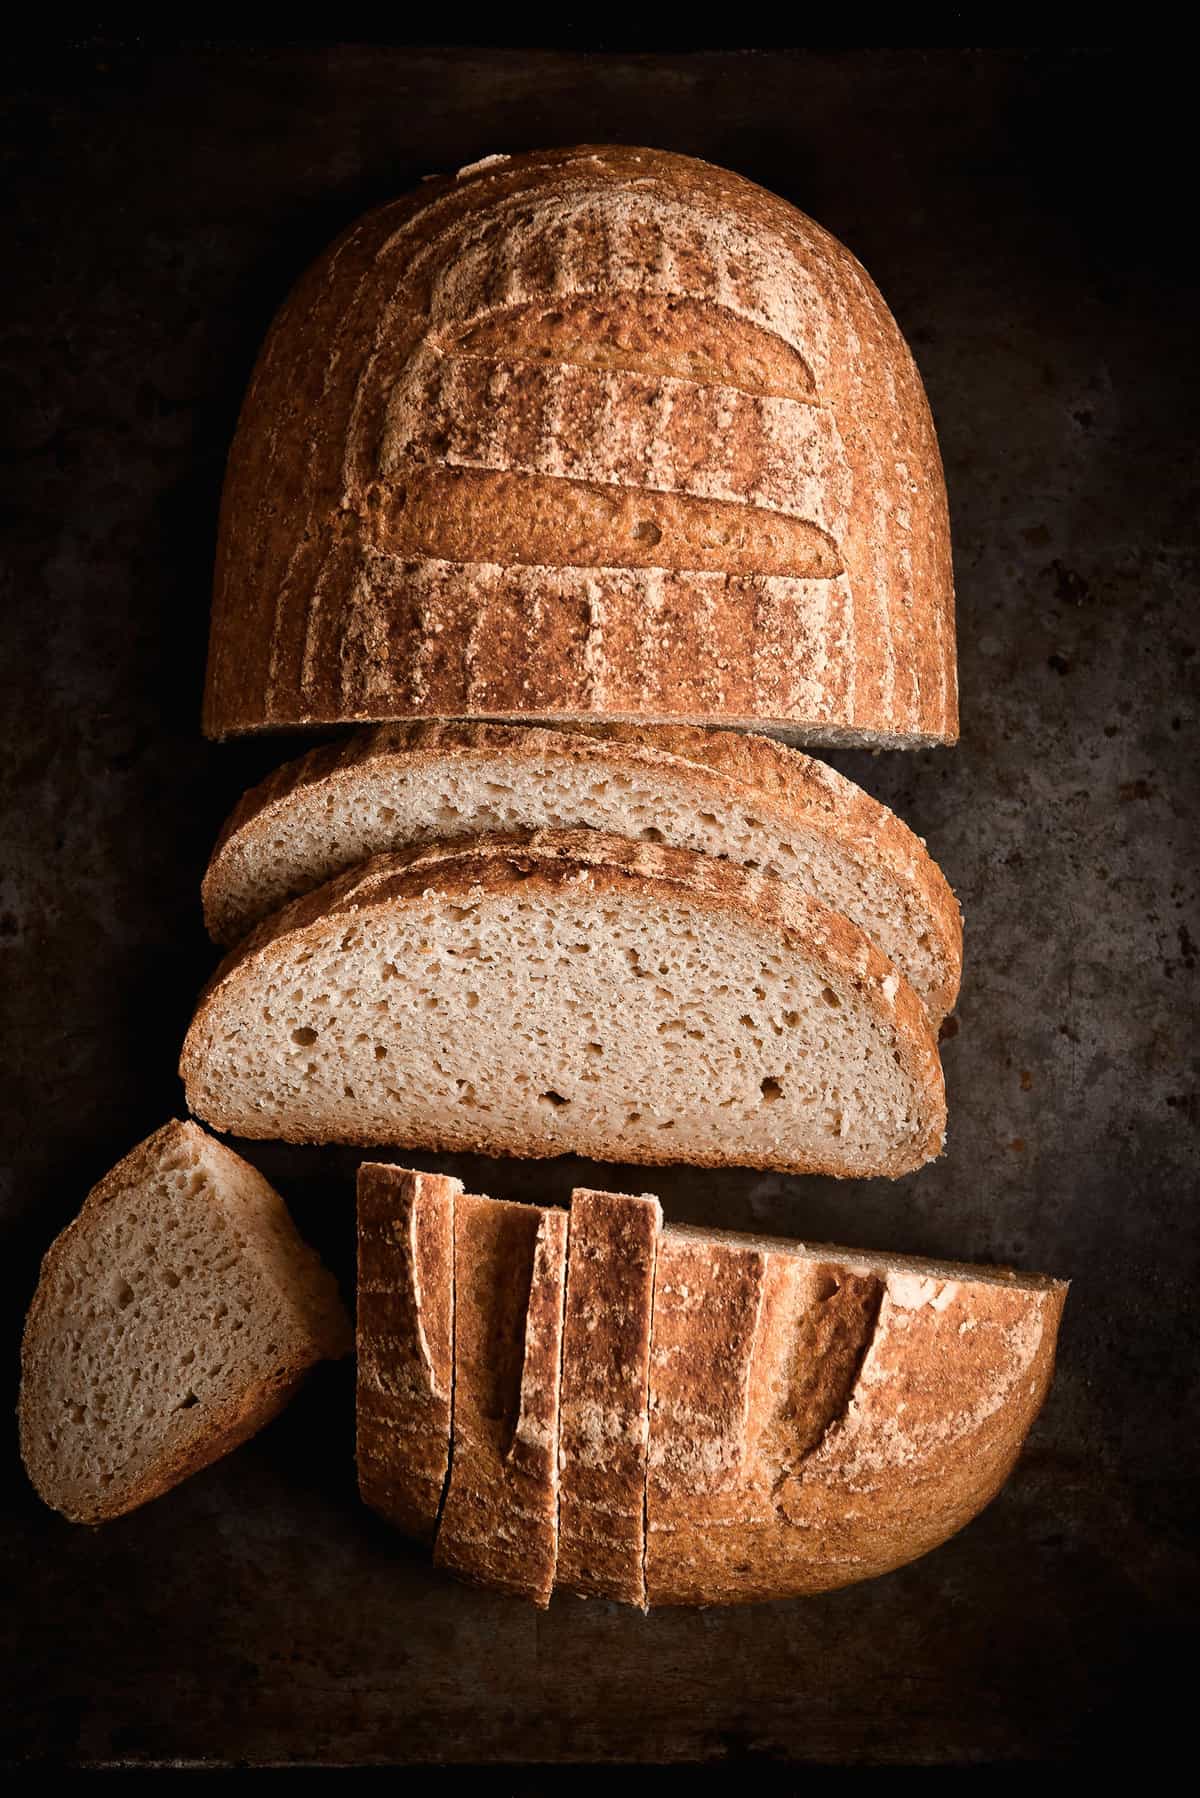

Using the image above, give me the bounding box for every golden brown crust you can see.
[181,829,947,1175]
[200,721,962,1025]
[432,1195,567,1607]
[19,1120,346,1525]
[556,1188,662,1607]
[356,1165,460,1543]
[645,1229,1068,1605]
[203,145,956,745]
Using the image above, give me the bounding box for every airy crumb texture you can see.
[19,1120,351,1524]
[201,721,962,1026]
[182,830,946,1178]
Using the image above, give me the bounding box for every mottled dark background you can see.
[1,43,1195,1769]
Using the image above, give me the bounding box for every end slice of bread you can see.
[19,1119,351,1524]
[432,1193,568,1607]
[357,1163,460,1541]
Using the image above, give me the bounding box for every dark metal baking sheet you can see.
[1,43,1195,1769]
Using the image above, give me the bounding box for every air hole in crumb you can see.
[783,1010,800,1028]
[814,1272,839,1301]
[374,1044,387,1060]
[539,1090,569,1108]
[114,1279,134,1309]
[178,1392,200,1410]
[626,1111,642,1126]
[632,519,662,545]
[640,826,665,843]
[466,991,480,1009]
[586,1041,603,1056]
[821,987,842,1009]
[291,1026,318,1046]
[760,1077,785,1104]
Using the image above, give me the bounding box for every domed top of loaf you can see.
[204,145,956,746]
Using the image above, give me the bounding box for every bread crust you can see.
[557,1188,662,1607]
[200,721,962,1024]
[356,1165,460,1542]
[181,829,947,1175]
[19,1120,350,1525]
[432,1195,567,1607]
[646,1226,1067,1604]
[203,145,956,745]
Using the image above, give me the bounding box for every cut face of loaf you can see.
[644,1225,1067,1605]
[204,145,956,746]
[201,721,962,1024]
[181,831,946,1178]
[19,1121,351,1524]
[357,1172,1066,1607]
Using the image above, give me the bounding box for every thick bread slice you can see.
[203,145,956,746]
[557,1187,662,1607]
[645,1225,1067,1605]
[19,1120,351,1524]
[200,721,962,1024]
[433,1194,567,1607]
[181,830,946,1177]
[356,1164,460,1542]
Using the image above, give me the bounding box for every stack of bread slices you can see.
[21,146,1066,1606]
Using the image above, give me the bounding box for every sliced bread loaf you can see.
[432,1193,568,1607]
[357,1164,460,1542]
[200,721,962,1024]
[181,830,946,1177]
[557,1187,662,1607]
[646,1225,1067,1604]
[20,1120,351,1524]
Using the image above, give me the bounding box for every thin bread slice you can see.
[19,1120,351,1524]
[645,1224,1068,1605]
[181,830,946,1178]
[356,1164,461,1542]
[432,1193,568,1607]
[200,721,961,1024]
[557,1187,662,1607]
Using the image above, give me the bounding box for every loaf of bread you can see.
[645,1225,1065,1604]
[357,1172,1065,1606]
[204,145,956,746]
[356,1164,460,1542]
[202,721,962,1024]
[181,830,946,1177]
[20,1120,351,1523]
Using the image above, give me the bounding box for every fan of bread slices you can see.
[183,723,958,1179]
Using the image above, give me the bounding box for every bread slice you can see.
[557,1187,662,1607]
[645,1225,1067,1605]
[181,830,946,1177]
[19,1120,351,1524]
[204,146,956,747]
[356,1164,460,1542]
[200,721,962,1024]
[432,1193,567,1607]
